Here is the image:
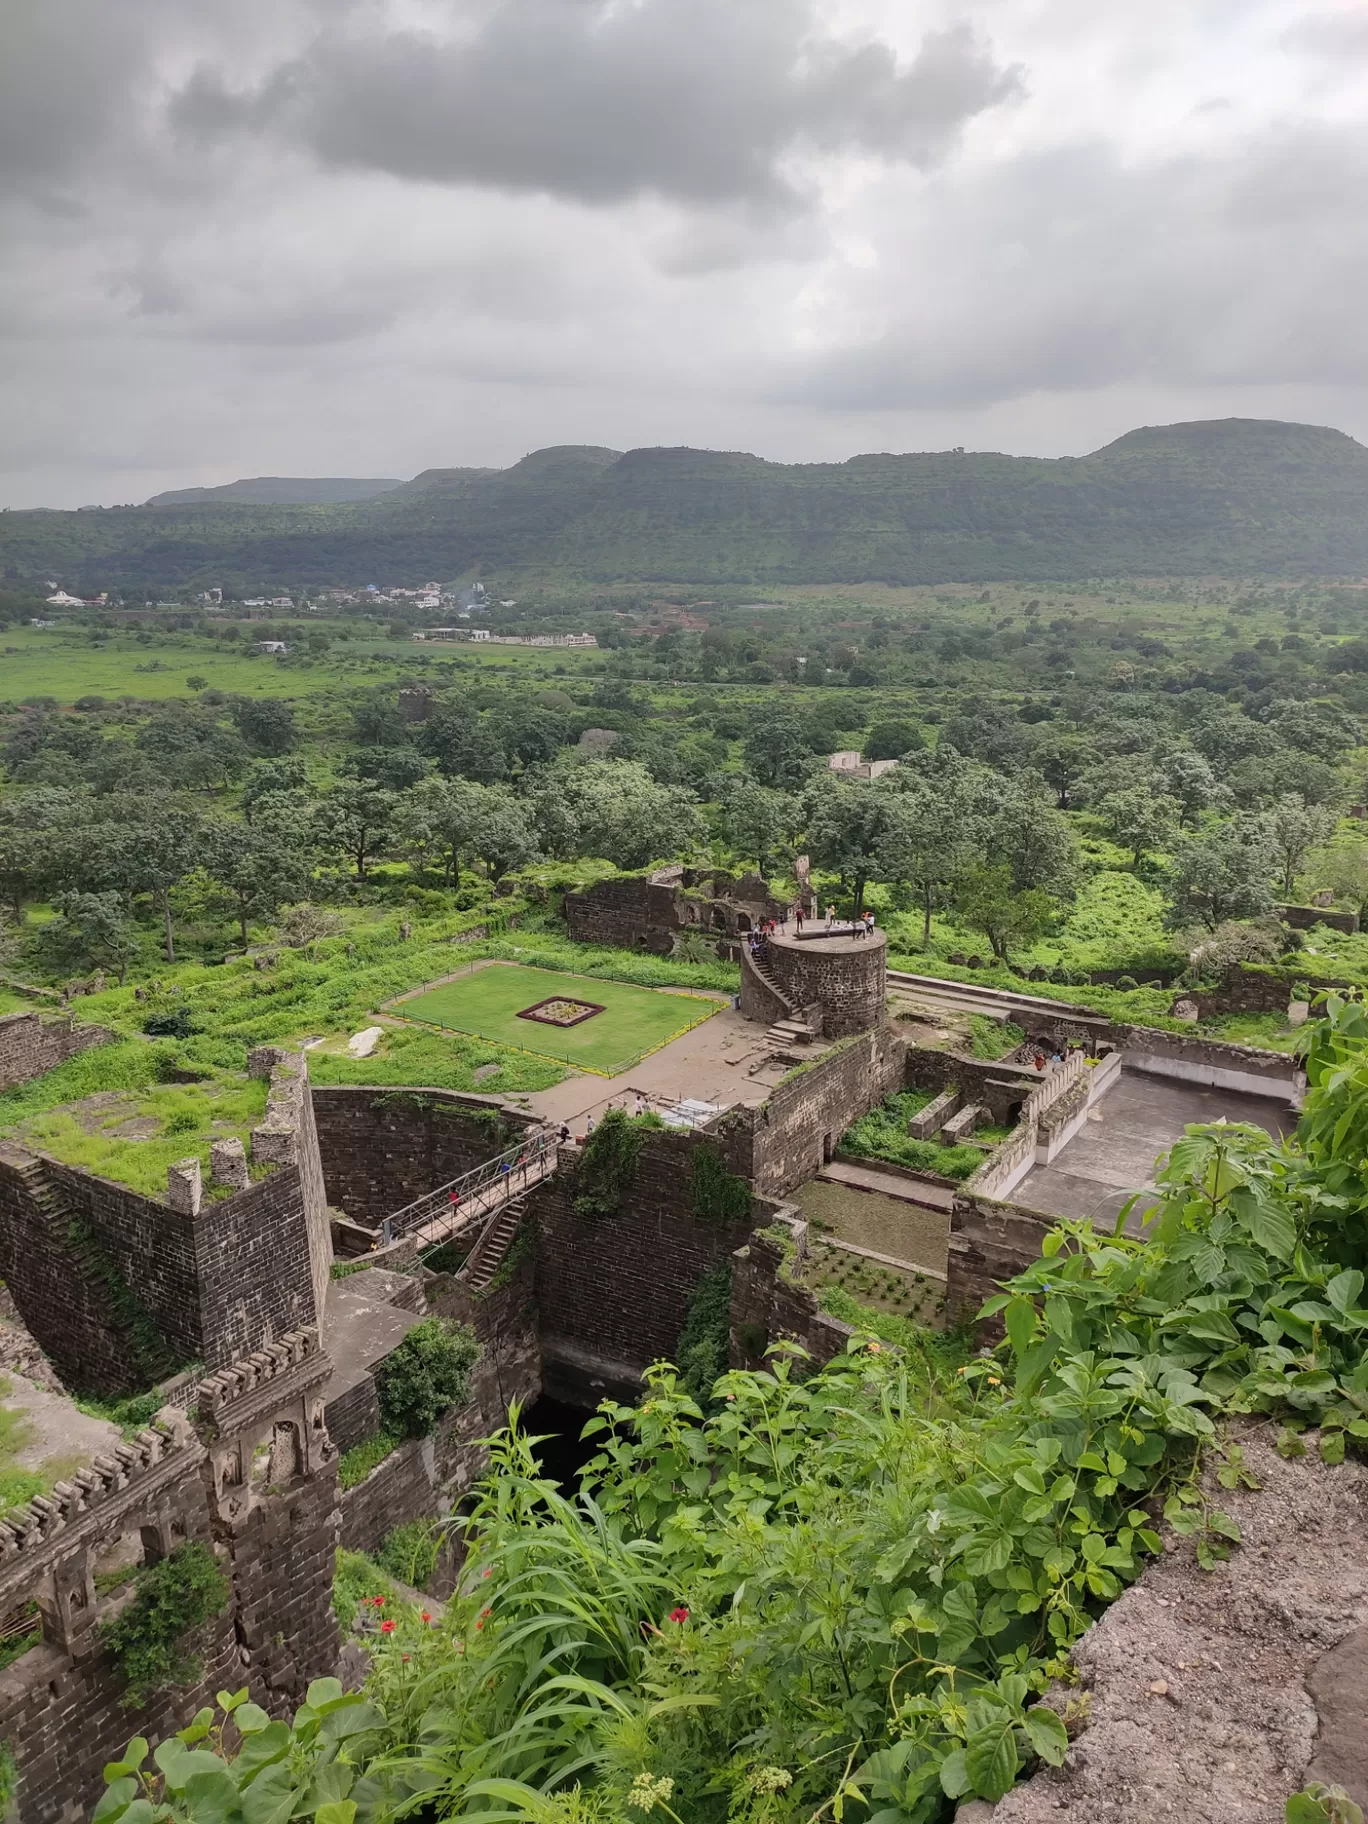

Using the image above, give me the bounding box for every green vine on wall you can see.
[66,1221,182,1387]
[689,1144,752,1226]
[99,1541,230,1706]
[571,1108,649,1220]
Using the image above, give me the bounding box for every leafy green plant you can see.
[375,1318,479,1439]
[571,1108,649,1220]
[337,1429,402,1490]
[374,1522,440,1593]
[1288,1785,1365,1824]
[689,1145,751,1225]
[99,1541,230,1705]
[675,1263,733,1404]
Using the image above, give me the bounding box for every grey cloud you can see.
[782,123,1368,414]
[171,2,1021,211]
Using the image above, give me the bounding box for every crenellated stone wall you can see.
[0,1331,340,1824]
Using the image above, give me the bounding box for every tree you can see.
[1100,788,1181,867]
[1159,749,1221,826]
[311,781,397,881]
[880,770,983,948]
[741,704,815,789]
[398,776,488,885]
[718,777,797,879]
[129,803,204,964]
[469,785,538,881]
[36,891,140,985]
[977,782,1078,898]
[241,756,311,822]
[420,708,507,783]
[863,718,924,762]
[200,819,312,947]
[231,697,298,756]
[340,746,430,791]
[1167,820,1276,931]
[953,863,1055,964]
[1264,793,1337,899]
[805,778,902,915]
[1033,733,1097,809]
[274,903,344,952]
[533,758,703,869]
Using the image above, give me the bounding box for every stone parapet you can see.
[0,1010,114,1094]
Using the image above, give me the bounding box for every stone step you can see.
[941,1102,986,1143]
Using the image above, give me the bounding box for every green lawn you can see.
[391,963,722,1076]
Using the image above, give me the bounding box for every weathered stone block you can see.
[166,1157,203,1215]
[210,1138,249,1191]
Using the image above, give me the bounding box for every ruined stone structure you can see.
[740,927,887,1040]
[564,866,786,959]
[0,1330,339,1824]
[0,1010,113,1094]
[0,1050,331,1391]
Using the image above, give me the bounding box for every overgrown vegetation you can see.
[338,1430,402,1491]
[571,1108,653,1220]
[98,998,1368,1821]
[375,1318,480,1439]
[99,1541,230,1705]
[375,1521,441,1593]
[689,1144,752,1225]
[674,1263,733,1405]
[841,1091,987,1181]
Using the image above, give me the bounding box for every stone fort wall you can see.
[0,1009,114,1094]
[753,930,888,1039]
[0,1332,339,1824]
[530,1125,759,1386]
[0,1054,328,1392]
[312,1086,540,1230]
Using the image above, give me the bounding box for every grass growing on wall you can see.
[840,1091,985,1181]
[3,1076,268,1199]
[338,1431,402,1490]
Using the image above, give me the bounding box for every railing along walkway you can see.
[385,1128,561,1251]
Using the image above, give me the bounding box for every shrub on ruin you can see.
[376,1520,441,1592]
[571,1107,649,1220]
[100,1540,229,1705]
[376,1318,480,1439]
[689,1145,752,1226]
[675,1263,732,1404]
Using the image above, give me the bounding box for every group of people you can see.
[746,904,878,953]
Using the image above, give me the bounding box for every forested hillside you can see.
[6,418,1368,592]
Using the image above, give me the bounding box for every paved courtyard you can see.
[1012,1071,1298,1226]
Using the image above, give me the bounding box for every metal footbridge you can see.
[382,1127,561,1273]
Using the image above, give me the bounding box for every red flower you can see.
[480,1606,492,1618]
[421,1611,432,1623]
[669,1607,689,1624]
[482,1566,493,1579]
[475,1619,484,1631]
[373,1595,385,1607]
[380,1620,395,1634]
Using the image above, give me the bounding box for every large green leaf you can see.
[1023,1706,1070,1766]
[965,1717,1019,1801]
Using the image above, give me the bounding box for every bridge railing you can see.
[385,1126,559,1243]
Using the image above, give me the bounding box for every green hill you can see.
[145,477,405,506]
[6,418,1368,590]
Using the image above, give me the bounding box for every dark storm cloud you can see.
[172,1,1021,211]
[784,124,1368,413]
[0,0,154,201]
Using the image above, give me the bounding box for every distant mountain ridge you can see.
[145,477,405,506]
[8,418,1368,589]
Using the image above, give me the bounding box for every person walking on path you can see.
[795,902,805,933]
[863,909,876,937]
[825,903,836,928]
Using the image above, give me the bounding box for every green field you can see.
[392,962,722,1075]
[0,624,600,707]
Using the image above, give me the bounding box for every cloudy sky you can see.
[3,0,1366,505]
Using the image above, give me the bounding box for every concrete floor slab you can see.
[522,1006,790,1133]
[323,1277,425,1405]
[1014,1070,1295,1224]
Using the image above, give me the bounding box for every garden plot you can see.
[388,961,724,1077]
